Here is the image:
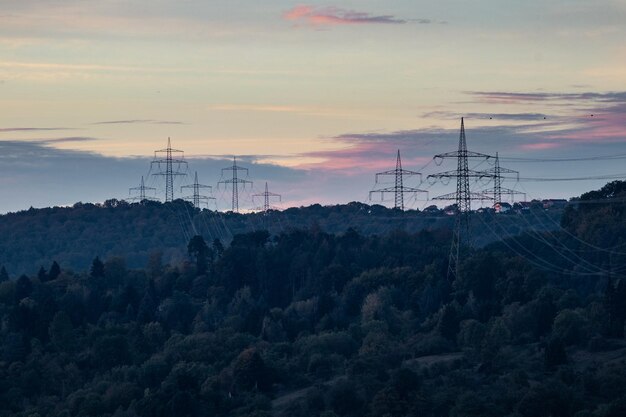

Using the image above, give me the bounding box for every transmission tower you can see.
[181,171,215,209]
[218,157,252,212]
[427,118,492,281]
[480,152,525,206]
[369,150,427,210]
[151,138,187,202]
[128,176,157,202]
[253,182,282,213]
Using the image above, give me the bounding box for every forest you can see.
[0,182,625,416]
[0,197,561,275]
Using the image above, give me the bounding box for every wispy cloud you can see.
[40,137,99,144]
[283,5,408,26]
[459,90,626,144]
[92,120,184,125]
[0,127,75,132]
[423,111,550,121]
[469,91,626,104]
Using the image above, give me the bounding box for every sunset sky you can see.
[1,0,625,212]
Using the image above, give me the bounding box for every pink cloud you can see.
[283,5,407,26]
[520,142,562,151]
[296,142,431,175]
[284,5,314,20]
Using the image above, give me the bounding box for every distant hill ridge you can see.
[0,198,561,276]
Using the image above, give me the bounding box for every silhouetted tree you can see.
[15,275,33,302]
[0,266,8,282]
[49,261,61,281]
[90,256,105,278]
[188,235,210,275]
[37,266,48,282]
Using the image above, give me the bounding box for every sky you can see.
[1,0,625,213]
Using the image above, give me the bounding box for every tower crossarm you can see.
[434,150,492,159]
[218,178,252,183]
[181,184,213,191]
[481,187,525,195]
[252,191,282,198]
[428,169,494,179]
[129,185,156,192]
[482,166,520,180]
[181,194,216,201]
[369,186,427,195]
[432,191,493,201]
[375,169,422,183]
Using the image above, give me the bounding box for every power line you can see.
[218,156,252,213]
[253,182,282,213]
[128,176,157,202]
[181,171,215,209]
[369,149,427,211]
[500,153,626,163]
[518,174,626,182]
[427,118,492,281]
[151,138,187,202]
[479,152,526,205]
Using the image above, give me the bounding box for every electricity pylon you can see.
[151,138,187,202]
[427,118,492,281]
[129,176,157,202]
[253,182,282,213]
[369,150,427,210]
[181,171,215,209]
[218,156,252,212]
[480,152,525,206]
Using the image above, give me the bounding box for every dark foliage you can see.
[0,183,625,416]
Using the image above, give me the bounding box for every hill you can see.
[0,199,562,276]
[0,182,625,416]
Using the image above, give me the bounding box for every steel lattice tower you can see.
[151,138,187,202]
[480,152,525,206]
[129,176,156,202]
[369,150,427,210]
[181,171,215,208]
[218,157,252,212]
[427,118,492,281]
[253,182,282,213]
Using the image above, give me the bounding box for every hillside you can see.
[0,182,625,416]
[0,199,562,276]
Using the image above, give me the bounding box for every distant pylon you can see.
[218,157,252,212]
[427,118,492,281]
[151,138,187,202]
[253,182,282,213]
[369,150,427,210]
[181,171,215,209]
[480,152,525,206]
[129,176,156,202]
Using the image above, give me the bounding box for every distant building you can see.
[494,202,512,213]
[542,199,568,209]
[513,201,532,213]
